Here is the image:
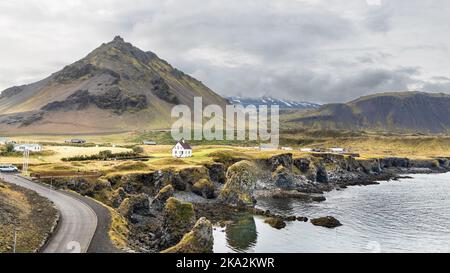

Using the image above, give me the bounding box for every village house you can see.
[172,139,192,158]
[329,147,345,154]
[66,139,86,144]
[143,140,157,145]
[14,144,43,153]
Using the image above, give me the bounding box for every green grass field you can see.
[1,130,449,177]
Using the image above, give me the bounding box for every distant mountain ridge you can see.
[289,91,450,133]
[227,96,320,110]
[0,36,227,134]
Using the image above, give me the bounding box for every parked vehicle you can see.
[0,164,19,173]
[65,139,86,144]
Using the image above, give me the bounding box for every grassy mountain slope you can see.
[0,36,227,134]
[287,91,450,133]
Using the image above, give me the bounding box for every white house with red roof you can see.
[172,138,192,158]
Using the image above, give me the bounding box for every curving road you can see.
[0,174,98,253]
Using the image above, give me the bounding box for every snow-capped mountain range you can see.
[227,96,321,110]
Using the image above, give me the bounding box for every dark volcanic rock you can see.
[316,165,329,183]
[41,88,148,114]
[297,216,309,222]
[380,157,410,168]
[311,216,342,228]
[163,197,197,245]
[272,166,296,190]
[117,193,151,223]
[111,187,127,208]
[2,111,46,127]
[311,195,327,202]
[410,159,439,169]
[161,217,213,253]
[192,179,216,199]
[0,86,25,99]
[271,190,312,200]
[54,63,121,84]
[267,153,293,172]
[152,185,174,211]
[205,163,226,184]
[176,167,209,188]
[437,158,450,169]
[20,112,44,127]
[293,158,311,173]
[219,160,259,207]
[151,77,179,104]
[264,217,287,229]
[359,159,382,174]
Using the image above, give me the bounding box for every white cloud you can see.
[186,47,262,68]
[1,0,450,103]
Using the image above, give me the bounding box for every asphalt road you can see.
[0,173,98,253]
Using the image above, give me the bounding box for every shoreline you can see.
[196,154,450,230]
[213,171,450,253]
[29,152,450,253]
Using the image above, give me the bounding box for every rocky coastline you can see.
[34,152,450,253]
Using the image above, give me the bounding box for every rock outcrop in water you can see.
[163,197,197,245]
[218,160,259,207]
[272,165,295,190]
[264,217,287,229]
[161,217,213,253]
[311,216,342,228]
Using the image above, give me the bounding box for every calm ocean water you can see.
[213,172,450,253]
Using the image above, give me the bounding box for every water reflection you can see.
[257,197,295,214]
[214,173,450,253]
[225,214,257,252]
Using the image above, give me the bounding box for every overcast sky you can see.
[1,0,450,103]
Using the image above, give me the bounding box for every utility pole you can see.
[22,149,29,176]
[13,227,19,253]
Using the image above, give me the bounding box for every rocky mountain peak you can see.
[113,35,125,43]
[0,37,228,134]
[89,36,156,67]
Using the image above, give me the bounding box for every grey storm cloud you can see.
[1,0,450,103]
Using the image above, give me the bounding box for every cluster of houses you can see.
[2,134,348,160]
[0,137,43,153]
[300,147,345,153]
[13,144,43,152]
[257,145,347,154]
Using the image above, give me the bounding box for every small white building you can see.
[329,147,345,154]
[14,144,43,153]
[300,148,313,152]
[172,139,192,158]
[143,140,157,145]
[281,147,293,151]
